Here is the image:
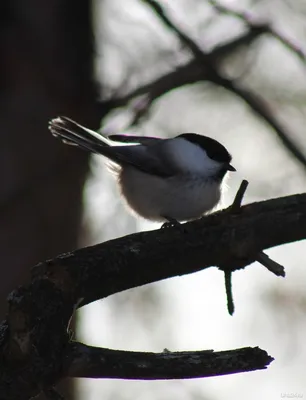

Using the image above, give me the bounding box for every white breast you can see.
[118,166,222,222]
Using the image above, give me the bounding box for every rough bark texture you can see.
[0,192,304,399]
[0,0,101,398]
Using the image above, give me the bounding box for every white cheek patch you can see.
[166,138,222,176]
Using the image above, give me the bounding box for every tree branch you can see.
[66,342,273,379]
[257,252,285,277]
[230,179,249,211]
[123,0,306,169]
[223,179,249,315]
[216,81,306,169]
[104,26,267,110]
[222,180,284,314]
[32,192,306,307]
[209,0,306,66]
[224,271,235,315]
[1,192,306,398]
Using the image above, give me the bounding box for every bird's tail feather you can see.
[48,116,111,154]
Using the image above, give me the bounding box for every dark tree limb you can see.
[257,252,285,277]
[222,180,285,314]
[231,180,249,211]
[224,271,235,315]
[1,192,306,398]
[223,179,249,315]
[223,180,285,314]
[32,193,306,308]
[66,342,273,379]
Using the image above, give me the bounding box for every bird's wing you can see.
[103,145,175,177]
[108,134,162,145]
[49,116,174,177]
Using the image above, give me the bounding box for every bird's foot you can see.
[161,217,188,234]
[161,217,180,229]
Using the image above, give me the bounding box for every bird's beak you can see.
[227,164,236,172]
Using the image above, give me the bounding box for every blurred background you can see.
[1,0,306,399]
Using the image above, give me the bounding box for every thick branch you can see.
[33,192,306,307]
[66,343,273,379]
[1,192,305,398]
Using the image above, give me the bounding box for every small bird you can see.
[49,117,235,224]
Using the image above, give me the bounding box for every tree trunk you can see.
[0,0,101,397]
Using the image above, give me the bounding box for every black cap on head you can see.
[179,133,232,164]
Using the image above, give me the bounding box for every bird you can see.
[49,116,235,225]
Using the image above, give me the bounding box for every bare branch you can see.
[223,180,285,314]
[221,82,306,169]
[134,0,306,169]
[66,342,273,379]
[224,271,234,315]
[223,180,249,315]
[1,192,306,398]
[33,192,306,308]
[209,0,306,66]
[142,0,214,60]
[106,27,267,109]
[257,252,285,277]
[231,180,249,211]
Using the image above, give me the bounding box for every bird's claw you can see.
[161,216,181,229]
[161,217,187,233]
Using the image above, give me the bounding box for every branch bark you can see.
[35,192,306,307]
[66,343,272,379]
[1,192,306,398]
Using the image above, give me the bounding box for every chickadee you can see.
[49,117,235,224]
